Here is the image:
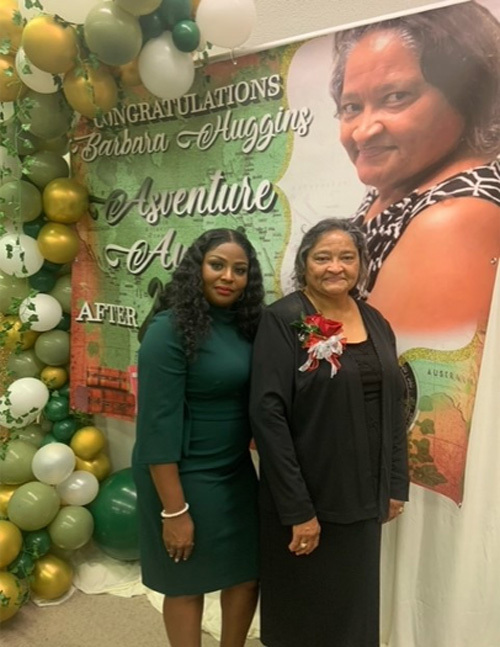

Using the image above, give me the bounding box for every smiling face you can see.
[201,241,249,307]
[338,30,466,200]
[304,230,360,300]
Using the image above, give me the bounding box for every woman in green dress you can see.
[132,229,265,647]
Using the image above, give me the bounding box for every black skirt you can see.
[259,511,381,647]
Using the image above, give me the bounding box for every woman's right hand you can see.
[162,513,195,563]
[289,516,321,556]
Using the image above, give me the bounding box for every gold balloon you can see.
[112,58,141,88]
[30,553,73,600]
[0,519,22,568]
[75,452,111,482]
[40,366,68,390]
[0,315,39,350]
[63,63,118,120]
[0,571,24,623]
[0,483,18,517]
[70,425,107,461]
[22,16,78,75]
[0,55,23,102]
[0,0,23,55]
[43,178,89,224]
[37,222,80,264]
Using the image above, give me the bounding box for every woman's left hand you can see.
[385,498,406,522]
[289,516,321,556]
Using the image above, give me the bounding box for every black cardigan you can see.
[249,291,409,526]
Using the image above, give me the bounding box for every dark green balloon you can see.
[29,268,57,293]
[52,417,77,443]
[22,215,46,239]
[172,19,200,52]
[55,312,71,332]
[23,151,69,190]
[42,260,63,273]
[88,468,139,561]
[43,395,70,422]
[8,550,35,578]
[23,529,51,558]
[159,0,190,28]
[140,11,164,41]
[57,382,70,398]
[40,432,58,446]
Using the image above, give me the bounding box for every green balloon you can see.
[34,330,70,366]
[40,432,58,446]
[52,417,77,443]
[8,550,35,578]
[172,19,200,52]
[0,271,30,314]
[7,349,45,379]
[57,383,70,398]
[84,2,142,66]
[55,312,71,332]
[12,423,45,448]
[43,395,70,422]
[22,215,46,240]
[0,439,36,485]
[23,151,69,190]
[29,268,57,293]
[8,481,60,531]
[4,118,43,155]
[49,274,71,314]
[38,135,69,156]
[48,505,94,550]
[23,529,51,558]
[18,91,73,141]
[88,468,139,560]
[159,0,190,28]
[139,11,164,41]
[0,180,43,222]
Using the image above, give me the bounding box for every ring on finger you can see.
[299,542,307,548]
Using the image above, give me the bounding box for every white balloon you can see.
[15,48,59,94]
[196,0,257,49]
[44,0,98,24]
[19,293,63,332]
[0,377,50,428]
[18,0,51,20]
[0,233,44,277]
[138,31,195,100]
[32,442,76,485]
[56,470,99,505]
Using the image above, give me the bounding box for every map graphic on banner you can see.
[71,0,500,508]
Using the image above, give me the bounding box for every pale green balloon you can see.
[7,349,45,379]
[4,118,43,156]
[84,2,142,66]
[7,480,61,531]
[49,275,71,314]
[0,439,36,485]
[0,271,30,314]
[12,423,45,448]
[18,91,73,141]
[37,135,69,156]
[23,152,70,190]
[0,180,43,222]
[34,330,70,366]
[48,505,94,550]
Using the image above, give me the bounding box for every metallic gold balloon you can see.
[113,58,141,88]
[0,55,23,102]
[0,483,18,517]
[75,453,111,482]
[40,366,68,390]
[22,16,78,75]
[36,223,80,264]
[43,178,89,224]
[0,571,24,622]
[70,426,107,461]
[0,519,22,568]
[0,315,39,350]
[30,553,73,600]
[63,63,118,119]
[0,0,23,55]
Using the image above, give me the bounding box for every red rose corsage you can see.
[292,313,346,378]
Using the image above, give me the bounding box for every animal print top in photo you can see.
[351,158,500,297]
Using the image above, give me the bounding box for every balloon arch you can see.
[0,0,257,624]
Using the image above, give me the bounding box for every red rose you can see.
[304,314,343,337]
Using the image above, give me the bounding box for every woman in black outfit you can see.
[250,218,409,647]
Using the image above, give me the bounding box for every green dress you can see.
[132,307,259,596]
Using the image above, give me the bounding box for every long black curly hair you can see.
[144,228,264,360]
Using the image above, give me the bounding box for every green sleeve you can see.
[134,310,187,465]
